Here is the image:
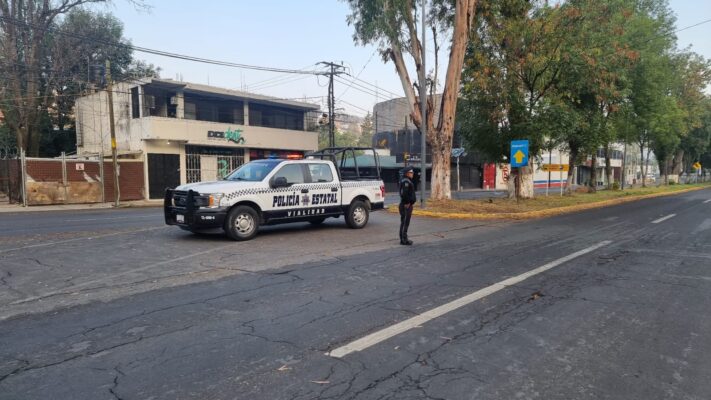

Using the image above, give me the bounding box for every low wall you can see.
[24,158,145,205]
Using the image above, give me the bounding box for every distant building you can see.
[335,114,363,137]
[76,78,320,199]
[372,96,484,191]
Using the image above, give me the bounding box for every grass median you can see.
[392,183,711,220]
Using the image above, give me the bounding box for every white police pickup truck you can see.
[164,147,385,241]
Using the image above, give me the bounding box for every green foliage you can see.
[318,127,360,150]
[459,0,711,189]
[0,5,159,156]
[459,0,571,161]
[357,112,375,147]
[0,124,14,148]
[40,9,160,156]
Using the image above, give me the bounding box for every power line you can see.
[346,74,403,98]
[0,15,329,76]
[334,76,398,101]
[247,63,322,89]
[338,99,405,130]
[337,50,377,101]
[673,18,711,34]
[250,74,314,92]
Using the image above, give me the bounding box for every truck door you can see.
[306,163,341,217]
[265,163,308,221]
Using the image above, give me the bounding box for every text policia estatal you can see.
[272,193,338,208]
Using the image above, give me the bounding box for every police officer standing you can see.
[399,166,416,245]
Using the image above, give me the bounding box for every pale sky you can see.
[105,0,711,118]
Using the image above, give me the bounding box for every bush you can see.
[611,181,620,190]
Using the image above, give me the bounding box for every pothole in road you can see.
[527,291,544,303]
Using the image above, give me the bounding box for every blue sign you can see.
[510,140,529,168]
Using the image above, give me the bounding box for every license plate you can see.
[176,214,184,223]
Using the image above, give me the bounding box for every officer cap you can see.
[402,166,414,174]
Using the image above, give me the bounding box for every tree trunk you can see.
[507,171,516,199]
[393,0,475,201]
[669,149,683,183]
[519,164,534,199]
[604,146,613,189]
[427,0,475,200]
[565,145,578,194]
[640,142,646,188]
[643,146,651,187]
[429,131,452,200]
[589,152,597,193]
[671,149,684,175]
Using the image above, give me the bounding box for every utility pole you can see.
[105,60,120,207]
[419,0,427,208]
[621,141,627,190]
[405,116,409,167]
[319,62,346,148]
[328,64,335,148]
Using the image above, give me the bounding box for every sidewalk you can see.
[0,199,162,213]
[384,188,507,205]
[1,188,504,213]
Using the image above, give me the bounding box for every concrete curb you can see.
[388,186,709,220]
[0,200,162,213]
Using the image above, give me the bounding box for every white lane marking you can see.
[651,214,676,224]
[704,199,711,204]
[64,215,159,222]
[328,240,612,358]
[0,226,166,254]
[10,243,237,305]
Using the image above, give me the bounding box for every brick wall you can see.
[24,158,145,203]
[103,161,144,201]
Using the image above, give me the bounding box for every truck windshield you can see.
[225,160,281,182]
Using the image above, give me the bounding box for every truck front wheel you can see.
[225,205,260,241]
[345,200,369,229]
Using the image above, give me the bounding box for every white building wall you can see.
[77,83,318,156]
[76,81,319,199]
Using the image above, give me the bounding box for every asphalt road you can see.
[1,189,710,399]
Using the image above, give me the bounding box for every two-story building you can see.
[76,78,319,199]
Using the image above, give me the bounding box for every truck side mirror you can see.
[271,176,288,188]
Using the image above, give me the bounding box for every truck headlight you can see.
[206,194,225,208]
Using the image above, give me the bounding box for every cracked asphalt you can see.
[1,189,711,399]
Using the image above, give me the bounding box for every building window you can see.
[184,93,244,124]
[249,103,304,130]
[184,103,196,120]
[131,87,140,118]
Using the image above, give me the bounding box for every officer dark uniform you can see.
[399,166,416,245]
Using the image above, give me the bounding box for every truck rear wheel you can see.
[225,205,259,241]
[345,200,369,229]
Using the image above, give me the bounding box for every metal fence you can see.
[186,154,244,183]
[679,173,710,184]
[0,146,23,205]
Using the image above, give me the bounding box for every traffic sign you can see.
[510,140,529,167]
[451,147,467,158]
[693,162,702,170]
[541,164,569,172]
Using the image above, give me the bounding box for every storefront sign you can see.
[207,128,246,144]
[541,164,569,172]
